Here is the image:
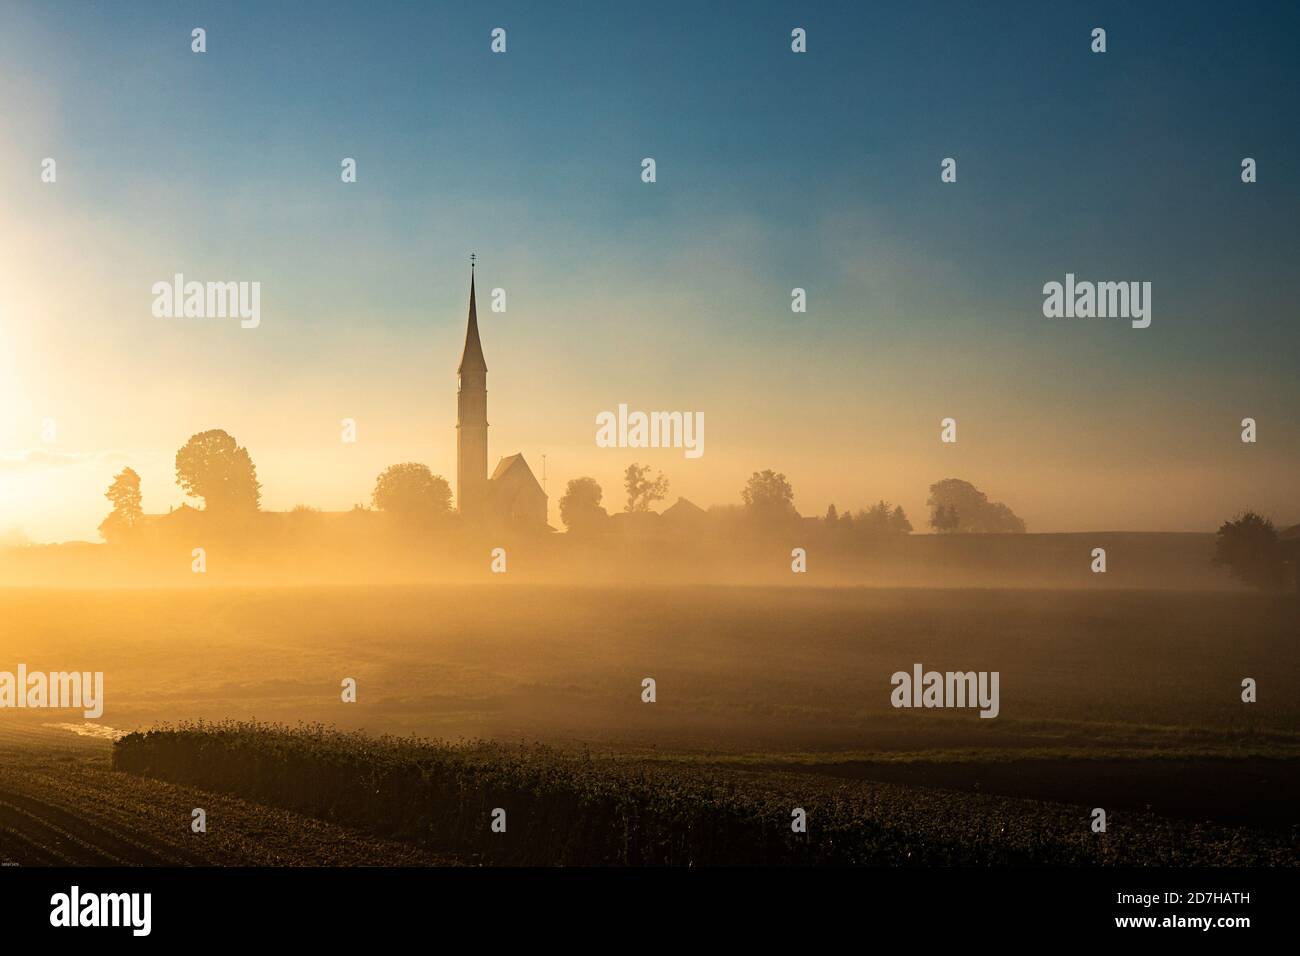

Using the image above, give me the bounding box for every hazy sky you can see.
[2,0,1297,542]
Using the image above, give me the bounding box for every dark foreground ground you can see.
[748,756,1300,829]
[0,721,1294,866]
[0,726,447,865]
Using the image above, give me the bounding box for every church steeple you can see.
[456,255,489,522]
[458,257,487,374]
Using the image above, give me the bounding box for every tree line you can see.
[97,428,459,540]
[96,431,1029,539]
[95,428,1294,592]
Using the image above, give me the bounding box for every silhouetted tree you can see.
[978,501,1027,534]
[1213,511,1284,590]
[930,504,960,533]
[742,470,796,525]
[928,479,983,531]
[927,478,1025,533]
[824,504,839,526]
[98,466,143,543]
[175,430,261,514]
[372,463,452,519]
[560,477,608,532]
[859,501,892,536]
[624,463,669,513]
[890,505,913,535]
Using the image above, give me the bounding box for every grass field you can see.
[1,585,1297,864]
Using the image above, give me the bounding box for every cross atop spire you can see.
[458,256,487,374]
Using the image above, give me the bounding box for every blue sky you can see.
[1,0,1297,539]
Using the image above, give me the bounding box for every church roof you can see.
[458,267,487,374]
[490,454,546,497]
[490,453,530,482]
[661,497,706,521]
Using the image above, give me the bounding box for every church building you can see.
[456,262,549,529]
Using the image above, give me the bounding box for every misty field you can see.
[2,585,1295,751]
[2,585,1297,863]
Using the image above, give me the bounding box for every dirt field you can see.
[0,723,447,865]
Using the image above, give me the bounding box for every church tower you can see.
[456,259,489,522]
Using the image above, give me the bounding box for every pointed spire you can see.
[458,255,487,374]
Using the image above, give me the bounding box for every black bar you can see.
[1,866,1289,941]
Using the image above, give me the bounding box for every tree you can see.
[98,467,143,542]
[560,477,608,532]
[624,463,669,513]
[824,504,839,526]
[930,504,959,533]
[175,430,261,514]
[890,505,913,535]
[851,502,913,536]
[1212,511,1284,590]
[927,479,985,532]
[927,478,1025,533]
[372,463,452,519]
[741,470,796,525]
[859,500,893,536]
[976,501,1026,534]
